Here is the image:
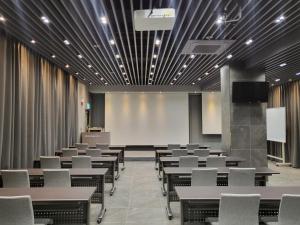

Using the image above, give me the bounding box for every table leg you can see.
[161,170,167,196]
[115,156,120,180]
[158,160,162,180]
[110,162,116,196]
[165,174,173,219]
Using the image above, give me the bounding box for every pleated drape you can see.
[268,81,300,168]
[0,31,78,168]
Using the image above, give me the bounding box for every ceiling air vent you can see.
[181,40,235,55]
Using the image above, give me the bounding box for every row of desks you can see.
[176,186,300,225]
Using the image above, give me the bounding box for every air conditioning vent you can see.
[181,40,235,55]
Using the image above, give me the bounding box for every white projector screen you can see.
[202,92,222,134]
[105,92,189,145]
[266,107,286,143]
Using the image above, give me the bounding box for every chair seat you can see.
[35,218,53,225]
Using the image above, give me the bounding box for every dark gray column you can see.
[221,65,267,167]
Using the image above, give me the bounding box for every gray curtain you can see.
[0,31,78,168]
[268,81,300,168]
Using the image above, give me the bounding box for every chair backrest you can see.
[43,169,71,187]
[206,156,226,167]
[86,149,102,157]
[72,156,92,168]
[167,144,181,150]
[62,149,78,157]
[95,143,109,150]
[186,143,199,150]
[172,149,188,157]
[278,194,300,225]
[1,170,30,188]
[40,156,61,168]
[218,193,260,225]
[228,168,256,186]
[75,143,89,150]
[179,156,198,167]
[0,195,35,225]
[194,149,210,157]
[191,168,218,186]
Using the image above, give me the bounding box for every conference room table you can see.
[175,186,300,225]
[163,167,280,219]
[0,187,95,225]
[33,156,118,195]
[155,149,226,170]
[55,149,122,180]
[158,156,245,179]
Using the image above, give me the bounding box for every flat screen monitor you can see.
[232,82,269,103]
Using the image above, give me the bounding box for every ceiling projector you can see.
[134,8,175,31]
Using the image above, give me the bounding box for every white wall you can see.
[202,92,222,134]
[105,92,189,145]
[77,82,89,141]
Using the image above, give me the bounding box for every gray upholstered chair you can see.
[0,195,48,225]
[191,168,218,186]
[194,149,210,157]
[95,143,109,150]
[179,156,198,167]
[62,149,78,157]
[206,156,226,167]
[43,169,71,187]
[186,143,199,150]
[228,168,256,186]
[1,170,30,188]
[172,149,188,157]
[167,144,181,150]
[72,156,92,168]
[75,143,89,150]
[86,149,102,157]
[40,156,61,169]
[212,194,260,225]
[270,194,300,225]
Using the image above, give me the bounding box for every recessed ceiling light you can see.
[183,64,187,68]
[288,79,292,82]
[105,82,108,85]
[155,39,161,45]
[119,64,124,68]
[0,15,6,22]
[205,72,209,75]
[83,77,86,80]
[170,82,174,85]
[197,77,201,81]
[63,39,70,45]
[245,39,253,45]
[30,39,36,44]
[126,82,130,85]
[115,54,120,58]
[227,54,233,59]
[77,54,83,59]
[122,72,126,75]
[275,15,285,23]
[95,72,99,75]
[192,82,195,85]
[150,72,154,75]
[109,39,115,45]
[153,54,157,59]
[87,64,92,68]
[51,54,56,58]
[100,77,104,80]
[89,82,92,85]
[93,44,100,48]
[296,72,300,76]
[75,72,79,75]
[271,84,274,86]
[41,16,50,24]
[279,63,287,67]
[190,54,195,59]
[151,65,155,68]
[100,16,108,24]
[214,64,219,69]
[65,64,70,68]
[174,78,177,81]
[275,78,280,82]
[178,72,182,75]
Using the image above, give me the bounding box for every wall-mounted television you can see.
[232,82,269,103]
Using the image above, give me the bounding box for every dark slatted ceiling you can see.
[0,0,299,90]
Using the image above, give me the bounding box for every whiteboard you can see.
[105,92,189,145]
[202,92,222,134]
[266,107,286,143]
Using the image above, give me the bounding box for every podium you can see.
[81,132,111,147]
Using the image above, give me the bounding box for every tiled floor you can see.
[90,161,300,225]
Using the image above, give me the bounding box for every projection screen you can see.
[105,92,189,145]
